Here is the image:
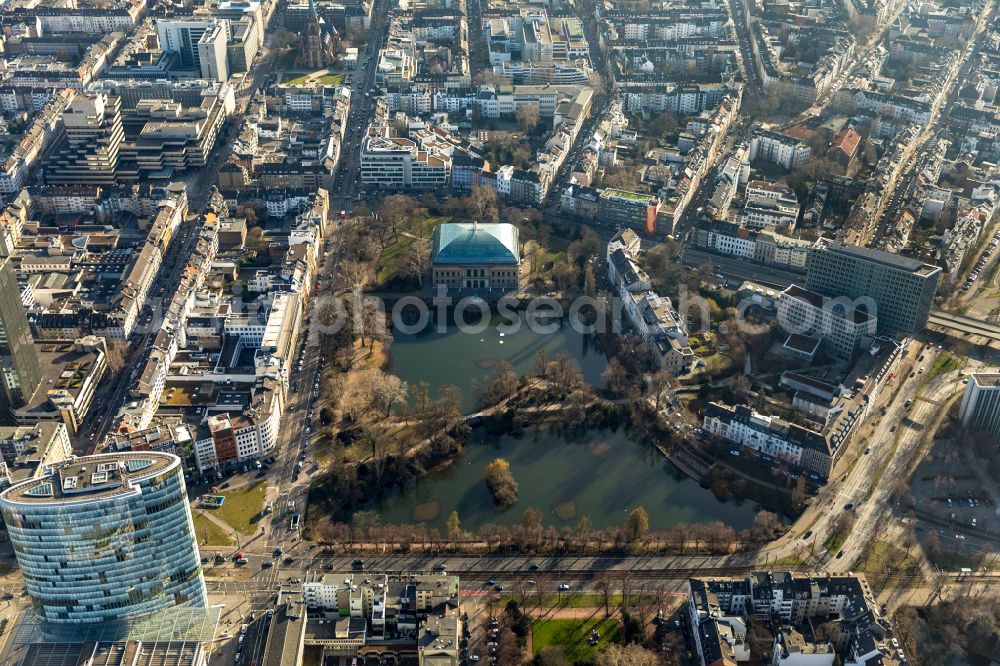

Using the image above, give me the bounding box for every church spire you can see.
[308,0,319,20]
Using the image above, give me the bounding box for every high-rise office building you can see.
[0,451,207,624]
[805,242,941,335]
[0,253,41,416]
[958,374,1000,443]
[43,93,125,186]
[196,23,230,82]
[157,18,230,81]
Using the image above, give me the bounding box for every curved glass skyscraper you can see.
[0,451,206,624]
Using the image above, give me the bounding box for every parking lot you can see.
[907,432,1000,559]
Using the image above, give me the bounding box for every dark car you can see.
[352,559,365,570]
[836,549,845,559]
[529,563,540,571]
[284,556,295,564]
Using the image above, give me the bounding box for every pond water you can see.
[388,310,607,412]
[373,426,758,532]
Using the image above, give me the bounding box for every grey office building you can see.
[805,242,941,335]
[0,254,41,416]
[43,93,126,186]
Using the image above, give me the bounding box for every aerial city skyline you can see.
[0,0,996,664]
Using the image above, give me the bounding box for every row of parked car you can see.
[962,231,1000,291]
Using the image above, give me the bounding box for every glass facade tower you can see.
[0,451,207,624]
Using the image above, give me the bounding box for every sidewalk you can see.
[194,508,247,545]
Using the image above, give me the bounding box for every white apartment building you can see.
[741,195,800,229]
[607,229,693,374]
[746,180,798,202]
[742,180,800,230]
[36,10,141,34]
[777,284,876,359]
[706,227,756,259]
[360,127,451,189]
[703,403,815,469]
[850,89,932,126]
[192,386,283,472]
[749,130,811,170]
[495,165,513,197]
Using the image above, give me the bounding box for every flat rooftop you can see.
[971,373,1000,388]
[19,342,103,413]
[0,451,176,505]
[826,242,940,276]
[784,333,821,354]
[263,604,305,666]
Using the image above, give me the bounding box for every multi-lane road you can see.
[328,0,392,212]
[252,0,396,564]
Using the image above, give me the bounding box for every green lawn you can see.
[193,512,235,547]
[532,618,619,662]
[525,244,567,284]
[214,481,267,534]
[926,352,961,382]
[375,216,448,285]
[281,71,344,86]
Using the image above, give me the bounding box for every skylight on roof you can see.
[25,482,53,497]
[125,458,154,472]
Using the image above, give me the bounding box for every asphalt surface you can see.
[329,0,392,210]
[683,247,800,288]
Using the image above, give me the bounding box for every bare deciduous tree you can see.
[515,104,541,132]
